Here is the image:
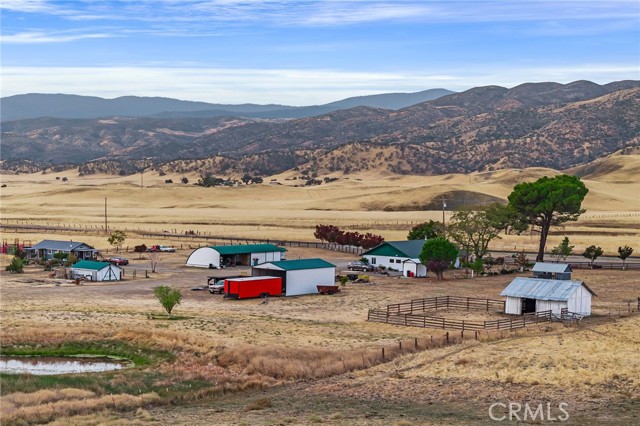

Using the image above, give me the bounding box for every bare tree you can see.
[149,252,160,273]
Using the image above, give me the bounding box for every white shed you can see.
[251,258,336,296]
[186,244,286,268]
[500,277,595,316]
[70,260,122,282]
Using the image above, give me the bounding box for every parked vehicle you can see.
[347,261,375,272]
[107,256,129,266]
[207,277,225,294]
[224,276,282,299]
[147,245,176,252]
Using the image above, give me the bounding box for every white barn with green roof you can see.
[69,260,122,282]
[186,244,287,269]
[251,258,336,296]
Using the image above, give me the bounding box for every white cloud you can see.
[1,31,114,43]
[2,64,638,105]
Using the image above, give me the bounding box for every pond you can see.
[0,356,130,375]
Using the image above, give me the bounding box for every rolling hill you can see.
[1,80,638,177]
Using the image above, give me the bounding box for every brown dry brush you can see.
[1,393,160,426]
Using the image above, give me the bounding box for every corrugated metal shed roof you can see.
[532,262,572,273]
[28,240,95,251]
[254,258,335,271]
[500,277,595,301]
[71,260,113,271]
[209,244,287,255]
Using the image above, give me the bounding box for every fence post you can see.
[446,332,449,343]
[415,337,418,349]
[399,341,402,350]
[382,347,385,361]
[145,270,148,278]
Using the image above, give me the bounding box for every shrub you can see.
[6,257,25,273]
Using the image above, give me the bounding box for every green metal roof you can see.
[257,258,335,271]
[209,244,287,255]
[72,260,112,270]
[362,243,407,257]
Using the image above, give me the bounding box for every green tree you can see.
[617,245,634,270]
[447,207,502,259]
[582,245,603,268]
[407,220,444,240]
[484,203,528,235]
[5,257,25,273]
[419,237,459,280]
[107,230,127,253]
[551,236,574,262]
[153,285,182,316]
[508,174,588,261]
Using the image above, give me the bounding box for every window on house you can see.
[371,258,376,264]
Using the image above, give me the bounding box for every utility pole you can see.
[442,196,447,229]
[104,197,108,233]
[141,170,144,189]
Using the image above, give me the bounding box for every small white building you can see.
[500,277,595,316]
[186,244,286,268]
[251,258,336,296]
[532,262,573,280]
[70,260,122,282]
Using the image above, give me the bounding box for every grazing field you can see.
[1,246,638,424]
[1,157,639,424]
[1,154,639,254]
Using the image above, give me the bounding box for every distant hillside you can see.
[0,89,453,122]
[1,80,638,177]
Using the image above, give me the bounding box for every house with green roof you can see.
[252,258,336,296]
[362,240,430,277]
[69,260,122,281]
[186,243,286,269]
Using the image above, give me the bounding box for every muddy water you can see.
[0,356,129,375]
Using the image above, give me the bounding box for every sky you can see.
[1,0,639,105]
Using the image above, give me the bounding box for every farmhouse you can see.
[25,240,99,261]
[69,260,122,282]
[362,240,429,277]
[500,277,595,316]
[186,244,286,268]
[532,262,573,280]
[251,258,336,296]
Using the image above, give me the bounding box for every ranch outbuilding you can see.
[251,258,336,296]
[532,262,573,280]
[500,277,595,316]
[186,244,286,269]
[69,260,122,282]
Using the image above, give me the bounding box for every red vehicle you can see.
[224,276,282,299]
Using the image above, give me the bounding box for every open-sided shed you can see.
[251,258,336,296]
[70,260,122,282]
[500,277,595,316]
[186,244,286,268]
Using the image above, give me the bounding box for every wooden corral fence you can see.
[384,296,505,315]
[367,295,554,331]
[368,309,552,331]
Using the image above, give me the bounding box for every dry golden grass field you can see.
[1,155,639,425]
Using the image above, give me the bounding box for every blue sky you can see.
[1,0,639,105]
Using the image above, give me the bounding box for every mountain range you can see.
[0,89,454,122]
[1,80,638,177]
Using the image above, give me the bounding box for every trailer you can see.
[316,285,341,295]
[224,276,282,299]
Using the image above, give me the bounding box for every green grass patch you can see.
[1,340,174,367]
[0,340,175,395]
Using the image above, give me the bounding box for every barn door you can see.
[522,298,536,314]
